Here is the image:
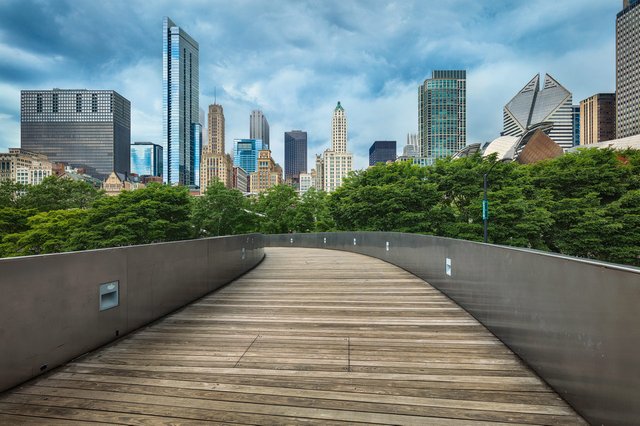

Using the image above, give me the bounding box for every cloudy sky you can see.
[0,0,620,170]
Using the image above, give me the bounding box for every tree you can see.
[254,185,299,234]
[0,209,88,257]
[76,184,193,249]
[192,181,258,237]
[17,175,103,212]
[329,161,453,234]
[293,188,335,232]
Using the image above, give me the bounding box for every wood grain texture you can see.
[0,247,586,425]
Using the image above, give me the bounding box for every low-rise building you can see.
[299,172,316,195]
[0,148,53,185]
[232,166,248,193]
[103,172,144,196]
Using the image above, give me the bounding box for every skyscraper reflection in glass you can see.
[162,16,200,187]
[131,142,163,177]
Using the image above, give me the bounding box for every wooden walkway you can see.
[0,247,586,425]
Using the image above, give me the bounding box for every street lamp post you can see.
[483,161,500,244]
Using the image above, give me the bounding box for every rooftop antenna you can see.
[214,87,217,105]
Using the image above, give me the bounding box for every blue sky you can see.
[0,0,620,170]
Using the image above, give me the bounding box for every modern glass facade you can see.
[572,105,581,146]
[503,74,573,150]
[233,139,263,174]
[162,16,200,186]
[284,130,307,181]
[21,89,130,179]
[250,110,270,150]
[616,0,640,138]
[369,141,397,166]
[419,70,466,159]
[131,142,163,177]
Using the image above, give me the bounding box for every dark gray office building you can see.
[369,141,397,166]
[284,130,307,181]
[21,89,131,179]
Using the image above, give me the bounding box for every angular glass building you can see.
[369,141,397,166]
[284,130,307,181]
[503,74,573,150]
[419,70,466,160]
[162,16,200,187]
[131,142,163,177]
[21,89,130,179]
[233,139,263,174]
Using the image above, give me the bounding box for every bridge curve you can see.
[0,247,585,424]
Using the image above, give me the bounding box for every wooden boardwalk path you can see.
[0,247,586,425]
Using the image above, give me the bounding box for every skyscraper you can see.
[419,70,466,160]
[369,141,397,166]
[21,89,130,179]
[616,0,640,138]
[233,139,263,174]
[320,102,353,193]
[162,16,200,187]
[572,105,581,147]
[580,94,616,145]
[403,133,420,157]
[250,110,270,150]
[201,104,233,193]
[284,130,307,182]
[503,74,573,150]
[131,142,163,177]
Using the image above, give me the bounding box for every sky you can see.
[0,0,620,170]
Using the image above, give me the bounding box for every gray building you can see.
[284,130,307,182]
[572,105,580,146]
[369,141,397,166]
[21,89,130,179]
[616,0,640,138]
[503,74,573,150]
[163,16,200,187]
[250,110,270,150]
[131,142,163,177]
[419,70,466,160]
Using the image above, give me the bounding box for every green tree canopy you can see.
[192,181,258,237]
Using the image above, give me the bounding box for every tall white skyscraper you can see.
[321,102,353,193]
[162,16,200,187]
[250,110,270,150]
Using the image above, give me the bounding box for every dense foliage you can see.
[1,148,639,266]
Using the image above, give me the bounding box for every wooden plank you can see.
[0,247,586,425]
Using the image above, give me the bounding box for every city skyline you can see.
[0,1,620,170]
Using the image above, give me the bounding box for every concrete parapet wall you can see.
[0,234,264,393]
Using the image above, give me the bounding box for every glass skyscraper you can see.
[131,142,163,177]
[162,16,200,187]
[250,110,270,150]
[419,70,466,160]
[21,89,130,180]
[284,130,307,181]
[233,139,263,174]
[369,141,397,166]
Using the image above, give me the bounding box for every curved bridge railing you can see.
[0,234,264,394]
[267,232,640,426]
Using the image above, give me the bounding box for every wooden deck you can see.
[0,247,586,425]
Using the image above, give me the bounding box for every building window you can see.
[76,93,82,113]
[36,94,43,113]
[92,94,98,113]
[52,93,59,113]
